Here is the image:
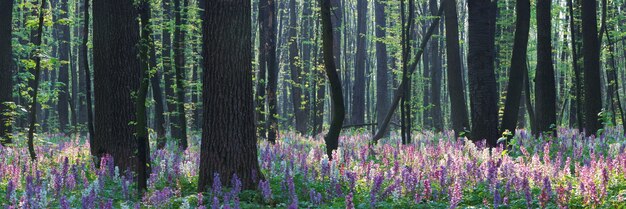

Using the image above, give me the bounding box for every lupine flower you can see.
[60,195,70,209]
[345,192,355,209]
[259,179,272,202]
[212,173,222,198]
[370,174,384,208]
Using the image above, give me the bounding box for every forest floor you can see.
[1,128,626,208]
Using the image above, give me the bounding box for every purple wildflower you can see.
[258,179,272,202]
[370,174,384,208]
[346,192,355,209]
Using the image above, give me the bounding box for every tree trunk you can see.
[0,0,14,144]
[582,0,602,136]
[567,0,583,130]
[198,0,262,191]
[56,0,70,133]
[534,0,557,136]
[82,0,94,141]
[500,0,529,137]
[467,0,499,146]
[26,0,48,160]
[375,0,388,136]
[288,0,307,135]
[137,0,153,193]
[320,0,345,160]
[173,0,188,149]
[429,0,443,132]
[444,0,469,137]
[92,0,141,172]
[351,0,367,125]
[259,0,278,142]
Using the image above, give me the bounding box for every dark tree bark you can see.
[136,0,153,193]
[467,0,498,146]
[258,0,278,142]
[351,0,367,125]
[602,0,626,133]
[500,0,529,137]
[56,0,70,133]
[0,0,14,144]
[26,0,48,160]
[375,0,388,135]
[288,0,308,135]
[320,0,345,160]
[534,0,557,137]
[401,0,415,144]
[566,0,583,130]
[444,0,469,137]
[82,0,94,140]
[198,0,262,192]
[161,0,174,148]
[582,0,602,136]
[173,0,188,149]
[92,0,141,172]
[429,0,443,132]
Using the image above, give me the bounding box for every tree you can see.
[288,0,308,135]
[429,0,443,132]
[351,0,367,125]
[26,0,48,160]
[444,0,469,137]
[375,0,389,135]
[92,0,141,172]
[467,0,498,146]
[500,0,530,138]
[320,0,345,159]
[534,0,557,137]
[258,0,278,142]
[56,0,71,133]
[581,0,602,136]
[198,0,262,191]
[160,0,174,149]
[136,0,154,193]
[82,0,95,150]
[173,0,188,149]
[0,0,14,145]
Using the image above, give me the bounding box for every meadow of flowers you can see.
[2,128,626,208]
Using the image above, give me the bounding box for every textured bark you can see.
[150,44,167,144]
[320,0,345,159]
[351,0,367,125]
[92,0,141,172]
[444,0,469,137]
[375,0,388,134]
[198,0,262,191]
[173,0,188,149]
[534,0,557,137]
[500,0,529,137]
[467,0,498,146]
[0,0,14,144]
[429,0,443,132]
[56,0,70,133]
[137,0,154,193]
[581,0,602,136]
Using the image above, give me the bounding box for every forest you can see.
[1,0,626,208]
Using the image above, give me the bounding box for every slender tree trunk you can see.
[375,0,388,135]
[430,0,443,132]
[288,0,307,135]
[26,0,48,160]
[56,0,70,133]
[260,0,278,142]
[567,0,583,130]
[351,0,367,125]
[500,0,529,137]
[198,0,262,191]
[467,0,499,146]
[173,0,188,149]
[82,0,94,141]
[320,0,345,160]
[534,0,557,136]
[444,0,470,137]
[0,0,14,144]
[136,0,153,193]
[582,0,602,135]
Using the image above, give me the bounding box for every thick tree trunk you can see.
[467,0,499,146]
[534,0,557,136]
[500,0,529,137]
[0,0,14,144]
[581,0,602,136]
[198,0,262,191]
[92,0,141,172]
[320,0,345,160]
[375,0,388,135]
[444,0,469,137]
[351,0,367,125]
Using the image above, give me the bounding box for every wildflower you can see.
[258,179,272,203]
[346,192,355,209]
[212,173,222,198]
[211,196,220,209]
[449,179,462,209]
[370,174,384,208]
